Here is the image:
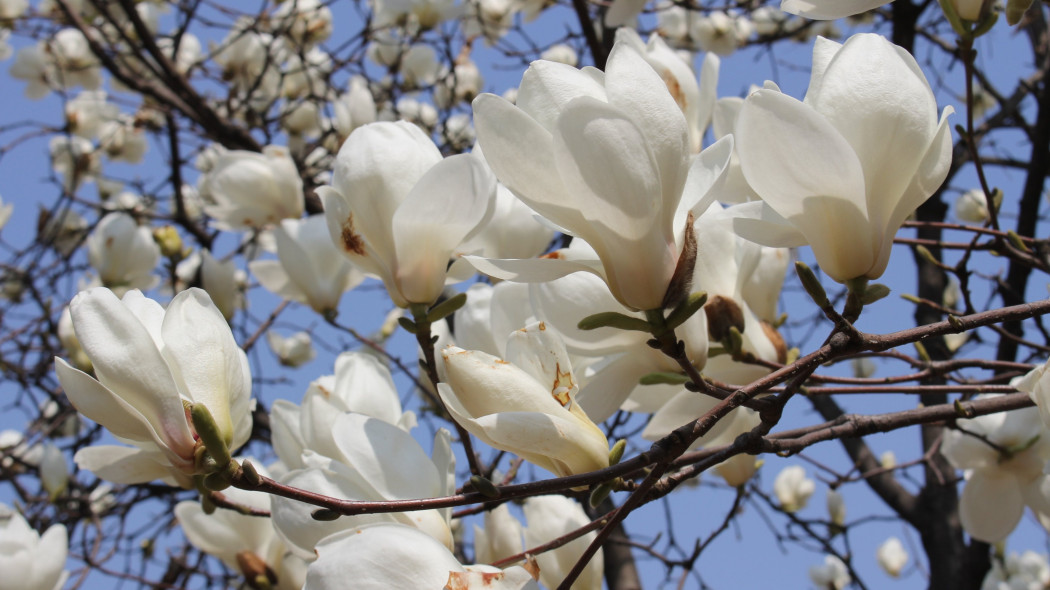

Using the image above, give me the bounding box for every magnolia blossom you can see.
[774,465,816,512]
[272,0,333,47]
[250,215,366,315]
[439,322,610,477]
[1014,358,1050,429]
[39,443,68,500]
[319,121,496,307]
[470,36,732,310]
[86,212,160,295]
[809,555,850,590]
[50,135,100,192]
[825,489,845,526]
[876,537,908,578]
[267,331,316,368]
[175,461,306,590]
[982,551,1050,590]
[199,146,305,231]
[941,396,1050,542]
[0,503,69,590]
[956,189,991,223]
[305,523,538,590]
[729,34,953,283]
[174,250,245,321]
[270,414,455,556]
[55,288,252,487]
[523,495,604,590]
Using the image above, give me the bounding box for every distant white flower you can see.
[86,213,160,296]
[826,489,846,526]
[956,188,991,223]
[50,135,100,192]
[880,450,897,470]
[809,555,850,589]
[693,11,754,56]
[251,215,366,315]
[199,146,304,231]
[39,443,69,500]
[273,0,332,47]
[774,465,816,512]
[876,537,908,577]
[540,44,578,66]
[65,90,119,139]
[982,550,1050,590]
[0,503,69,590]
[266,331,316,368]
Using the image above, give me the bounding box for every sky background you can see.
[1,2,1049,589]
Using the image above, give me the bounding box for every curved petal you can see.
[392,153,496,303]
[305,524,464,590]
[74,445,178,485]
[959,470,1025,542]
[69,288,194,456]
[162,288,248,446]
[331,413,441,500]
[529,272,645,356]
[516,61,607,133]
[55,358,154,443]
[330,352,403,425]
[472,93,587,233]
[605,40,692,207]
[576,352,655,423]
[780,0,890,19]
[736,90,875,281]
[464,253,606,286]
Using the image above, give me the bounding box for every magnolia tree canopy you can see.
[2,0,1050,589]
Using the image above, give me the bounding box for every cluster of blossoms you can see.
[2,0,1046,585]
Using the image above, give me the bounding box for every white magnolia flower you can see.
[50,135,100,192]
[809,555,850,590]
[956,189,991,223]
[58,305,91,372]
[540,43,578,66]
[0,0,27,20]
[332,76,377,138]
[39,443,69,500]
[267,331,316,368]
[728,34,953,283]
[439,322,610,477]
[200,146,304,231]
[0,503,69,590]
[55,288,252,487]
[174,249,245,321]
[470,36,732,311]
[305,523,538,590]
[1015,358,1050,430]
[876,537,908,577]
[982,551,1050,590]
[175,461,306,590]
[65,90,119,139]
[270,414,454,556]
[523,495,603,590]
[774,465,816,512]
[273,0,333,47]
[881,450,897,470]
[693,11,754,56]
[825,489,845,526]
[86,212,160,296]
[98,118,148,163]
[319,121,496,307]
[941,396,1050,542]
[474,503,525,564]
[251,215,366,315]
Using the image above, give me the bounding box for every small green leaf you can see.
[665,291,708,332]
[860,283,890,305]
[577,311,652,332]
[427,292,468,323]
[795,262,829,308]
[638,372,690,386]
[397,316,418,334]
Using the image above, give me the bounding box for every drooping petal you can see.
[74,445,179,485]
[959,470,1025,542]
[55,358,155,444]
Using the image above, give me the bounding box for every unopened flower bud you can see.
[153,225,184,258]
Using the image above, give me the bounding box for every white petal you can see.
[780,0,890,19]
[74,445,179,485]
[959,470,1025,542]
[331,413,442,500]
